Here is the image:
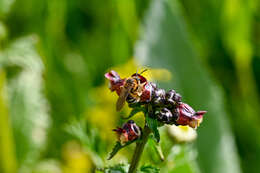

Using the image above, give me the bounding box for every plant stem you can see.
[128,125,151,173]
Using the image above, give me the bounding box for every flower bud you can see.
[156,108,177,124]
[166,89,176,98]
[140,82,154,103]
[175,103,207,128]
[152,88,166,106]
[174,93,182,102]
[165,89,176,104]
[165,90,182,105]
[113,120,141,144]
[150,82,157,90]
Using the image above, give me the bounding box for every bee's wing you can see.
[116,87,131,111]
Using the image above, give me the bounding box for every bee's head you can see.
[126,78,136,86]
[131,73,147,84]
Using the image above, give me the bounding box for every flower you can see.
[105,70,207,129]
[175,103,207,128]
[105,70,125,96]
[167,125,197,143]
[156,108,177,124]
[113,120,141,144]
[152,88,166,106]
[165,89,182,105]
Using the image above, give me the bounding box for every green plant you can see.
[104,70,206,172]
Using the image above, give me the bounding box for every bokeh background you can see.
[0,0,260,172]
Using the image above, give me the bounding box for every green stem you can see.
[128,125,151,173]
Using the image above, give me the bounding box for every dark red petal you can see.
[112,127,124,134]
[178,103,195,118]
[140,82,153,102]
[176,103,206,128]
[195,111,207,116]
[176,113,192,126]
[105,70,121,82]
[105,70,125,95]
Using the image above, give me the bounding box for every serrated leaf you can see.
[139,165,160,173]
[64,120,104,167]
[107,142,122,160]
[99,163,129,173]
[122,107,145,119]
[146,114,160,143]
[108,140,137,160]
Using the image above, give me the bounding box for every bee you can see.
[116,69,148,111]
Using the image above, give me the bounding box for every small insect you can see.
[116,69,148,111]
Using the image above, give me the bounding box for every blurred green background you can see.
[0,0,260,172]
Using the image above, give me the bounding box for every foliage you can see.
[139,165,160,173]
[108,141,138,161]
[98,163,159,173]
[135,0,241,172]
[0,0,260,172]
[98,163,129,173]
[0,36,49,170]
[146,113,160,143]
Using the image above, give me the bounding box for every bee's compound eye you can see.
[128,78,134,82]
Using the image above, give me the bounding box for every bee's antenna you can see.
[135,68,141,82]
[140,68,148,74]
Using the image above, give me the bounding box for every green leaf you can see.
[107,140,137,160]
[139,165,160,173]
[146,114,160,143]
[0,36,50,167]
[98,163,129,173]
[0,0,15,16]
[0,71,17,173]
[135,0,241,173]
[164,144,200,173]
[122,107,145,119]
[148,137,164,161]
[107,141,122,160]
[64,120,104,167]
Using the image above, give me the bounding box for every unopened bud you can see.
[113,120,141,144]
[156,108,176,124]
